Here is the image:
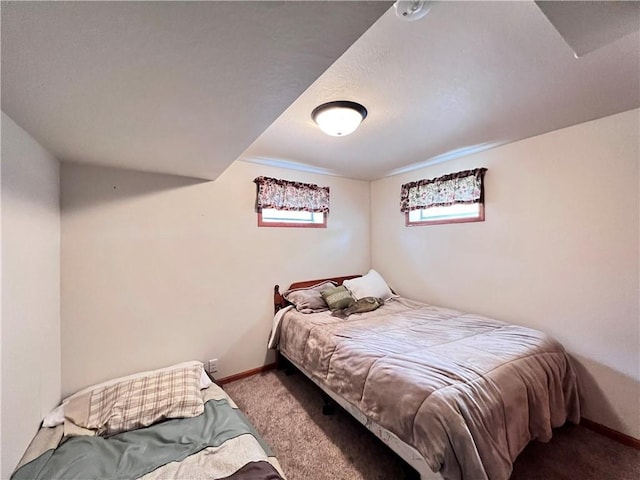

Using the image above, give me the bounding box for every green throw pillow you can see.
[331,297,384,319]
[321,285,353,311]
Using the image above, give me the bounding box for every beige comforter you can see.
[278,297,580,480]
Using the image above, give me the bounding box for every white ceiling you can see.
[242,1,640,180]
[1,1,391,180]
[2,1,639,182]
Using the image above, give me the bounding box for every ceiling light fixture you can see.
[311,101,368,137]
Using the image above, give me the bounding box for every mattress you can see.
[11,383,285,480]
[276,296,580,480]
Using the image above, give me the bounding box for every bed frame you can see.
[273,275,360,313]
[273,275,442,480]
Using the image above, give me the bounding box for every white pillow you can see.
[343,269,394,301]
[42,360,212,428]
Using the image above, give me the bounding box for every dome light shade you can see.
[311,101,367,137]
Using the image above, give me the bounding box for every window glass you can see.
[406,203,483,226]
[258,208,326,228]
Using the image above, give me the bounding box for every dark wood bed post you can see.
[273,285,279,314]
[273,284,287,370]
[273,284,287,314]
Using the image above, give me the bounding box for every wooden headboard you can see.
[273,275,361,314]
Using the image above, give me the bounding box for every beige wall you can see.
[371,109,640,439]
[1,92,635,480]
[60,160,370,396]
[1,112,61,478]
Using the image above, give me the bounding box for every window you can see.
[400,168,487,227]
[406,202,483,226]
[254,176,329,228]
[258,208,326,228]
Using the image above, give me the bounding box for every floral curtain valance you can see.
[254,176,330,213]
[400,168,487,212]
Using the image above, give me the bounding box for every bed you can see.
[269,271,580,480]
[11,361,285,480]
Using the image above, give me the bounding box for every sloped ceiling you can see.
[2,1,638,182]
[1,1,391,180]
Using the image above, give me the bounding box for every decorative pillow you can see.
[64,363,205,437]
[321,285,354,311]
[283,280,336,313]
[331,297,384,319]
[43,361,211,428]
[343,269,394,301]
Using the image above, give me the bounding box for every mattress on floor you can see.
[12,383,285,480]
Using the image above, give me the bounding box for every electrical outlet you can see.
[208,358,218,374]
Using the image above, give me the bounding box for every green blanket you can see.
[12,399,275,480]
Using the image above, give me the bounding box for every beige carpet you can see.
[224,369,640,480]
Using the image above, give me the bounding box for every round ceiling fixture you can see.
[394,1,431,21]
[311,101,368,137]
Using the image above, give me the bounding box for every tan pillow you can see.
[65,364,204,436]
[43,361,211,428]
[283,280,336,313]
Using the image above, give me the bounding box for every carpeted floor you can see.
[224,369,640,480]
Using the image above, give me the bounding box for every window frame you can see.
[257,208,327,228]
[405,202,485,227]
